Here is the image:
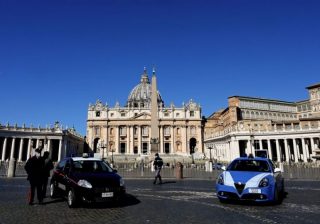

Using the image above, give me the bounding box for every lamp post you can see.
[191,146,195,164]
[111,148,115,165]
[208,146,213,162]
[100,140,106,160]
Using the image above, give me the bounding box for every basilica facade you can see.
[204,83,320,163]
[86,69,203,158]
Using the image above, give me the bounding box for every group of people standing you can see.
[24,147,54,205]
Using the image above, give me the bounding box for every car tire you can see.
[67,188,77,208]
[50,182,57,198]
[218,198,228,204]
[273,185,280,205]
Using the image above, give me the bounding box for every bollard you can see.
[175,162,183,179]
[7,159,16,178]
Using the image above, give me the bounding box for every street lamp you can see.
[208,146,213,162]
[100,139,106,160]
[111,148,115,165]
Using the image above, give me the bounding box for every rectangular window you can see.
[96,111,100,117]
[142,126,148,136]
[164,127,170,136]
[190,111,194,117]
[120,127,127,136]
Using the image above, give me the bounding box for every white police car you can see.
[216,155,284,204]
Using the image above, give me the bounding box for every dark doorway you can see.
[165,143,170,154]
[189,138,197,154]
[93,138,100,153]
[120,143,126,154]
[142,143,148,154]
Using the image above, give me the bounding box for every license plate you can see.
[102,192,114,198]
[249,188,261,194]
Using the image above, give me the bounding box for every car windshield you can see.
[227,159,270,172]
[72,160,114,173]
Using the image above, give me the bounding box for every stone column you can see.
[184,126,188,154]
[18,138,24,162]
[159,126,163,154]
[27,139,32,159]
[284,139,289,163]
[138,126,141,154]
[267,139,272,160]
[130,126,134,155]
[1,138,7,161]
[198,125,203,153]
[126,126,130,154]
[293,139,299,162]
[259,139,262,150]
[310,137,316,160]
[36,139,39,149]
[302,138,308,162]
[10,138,16,159]
[115,126,119,154]
[47,139,51,152]
[230,138,240,159]
[275,139,281,162]
[58,139,62,161]
[171,126,175,153]
[246,139,251,156]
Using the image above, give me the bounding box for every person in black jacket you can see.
[153,153,163,184]
[41,151,54,199]
[25,148,45,205]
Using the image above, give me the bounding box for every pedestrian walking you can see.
[41,151,54,199]
[153,153,163,184]
[24,148,45,205]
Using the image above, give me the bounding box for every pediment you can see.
[132,112,151,120]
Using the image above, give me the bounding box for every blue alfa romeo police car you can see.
[216,155,284,204]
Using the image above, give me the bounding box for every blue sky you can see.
[1,0,319,136]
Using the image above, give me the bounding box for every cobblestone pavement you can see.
[0,177,320,224]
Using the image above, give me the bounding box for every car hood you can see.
[223,171,271,187]
[72,172,121,187]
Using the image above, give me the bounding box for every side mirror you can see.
[221,166,226,171]
[113,169,118,173]
[274,168,281,173]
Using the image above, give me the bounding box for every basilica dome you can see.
[127,69,164,108]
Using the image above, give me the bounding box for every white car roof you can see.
[71,157,102,162]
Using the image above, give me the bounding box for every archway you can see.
[93,138,100,153]
[189,138,197,154]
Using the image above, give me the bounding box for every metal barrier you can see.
[1,161,319,180]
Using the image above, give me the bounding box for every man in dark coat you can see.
[153,153,163,184]
[25,148,45,205]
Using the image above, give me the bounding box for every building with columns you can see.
[204,83,320,163]
[0,122,85,162]
[86,68,203,159]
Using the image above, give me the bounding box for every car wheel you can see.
[67,189,77,208]
[273,185,280,205]
[218,198,228,204]
[50,182,57,198]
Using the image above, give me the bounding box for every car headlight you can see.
[259,178,269,187]
[217,175,224,185]
[77,179,92,189]
[119,178,125,187]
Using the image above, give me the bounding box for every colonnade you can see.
[0,137,63,162]
[205,133,320,163]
